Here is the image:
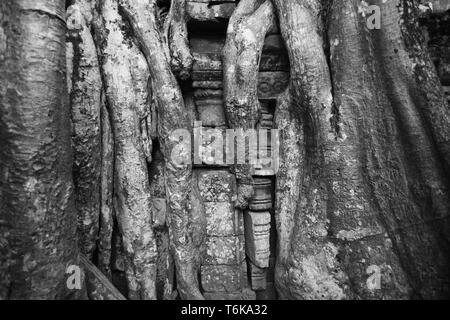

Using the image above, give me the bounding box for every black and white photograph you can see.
[0,0,450,306]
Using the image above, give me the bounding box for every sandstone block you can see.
[201,265,241,292]
[249,178,273,211]
[198,170,235,202]
[205,202,235,236]
[205,236,240,265]
[248,260,267,291]
[244,211,271,268]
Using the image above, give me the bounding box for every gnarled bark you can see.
[271,0,450,299]
[223,0,275,209]
[67,1,102,260]
[118,0,204,299]
[98,99,115,278]
[94,0,158,300]
[165,0,194,80]
[0,0,79,299]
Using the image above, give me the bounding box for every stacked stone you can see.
[188,1,254,300]
[197,170,254,300]
[246,102,277,299]
[247,33,289,300]
[187,0,290,300]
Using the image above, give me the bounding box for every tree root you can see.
[118,0,204,300]
[223,0,275,209]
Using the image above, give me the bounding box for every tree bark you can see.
[271,0,450,299]
[1,0,449,301]
[0,0,79,299]
[117,0,204,299]
[67,0,102,260]
[223,0,276,209]
[94,0,158,300]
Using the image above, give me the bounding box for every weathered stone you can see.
[238,234,246,263]
[198,170,235,202]
[194,89,227,127]
[187,2,236,23]
[244,211,271,268]
[192,81,223,89]
[203,289,256,300]
[205,202,235,236]
[258,101,275,129]
[257,72,290,99]
[203,292,243,300]
[194,127,230,166]
[193,51,288,72]
[194,89,223,100]
[193,52,222,71]
[235,208,245,236]
[192,70,222,81]
[248,260,267,291]
[190,36,225,54]
[205,236,240,265]
[252,140,278,177]
[255,283,277,300]
[152,198,167,228]
[201,265,241,292]
[267,257,276,283]
[263,35,285,52]
[249,178,273,211]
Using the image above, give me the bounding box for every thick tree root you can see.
[94,0,158,299]
[165,0,194,80]
[98,99,114,279]
[271,0,450,299]
[0,0,79,299]
[223,0,275,209]
[273,90,304,299]
[67,1,102,260]
[118,0,204,299]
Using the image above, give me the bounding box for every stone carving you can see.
[187,0,288,300]
[244,211,271,269]
[249,260,267,291]
[197,170,252,299]
[249,178,273,211]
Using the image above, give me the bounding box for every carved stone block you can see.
[192,70,222,82]
[235,208,245,236]
[187,2,236,23]
[205,236,240,265]
[258,72,290,99]
[194,127,231,166]
[198,170,235,202]
[193,50,288,73]
[248,260,267,291]
[244,211,271,268]
[203,292,244,300]
[193,52,222,71]
[205,202,235,236]
[192,81,223,89]
[255,283,277,300]
[194,89,227,127]
[201,265,241,292]
[249,178,273,211]
[190,36,225,54]
[204,289,256,300]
